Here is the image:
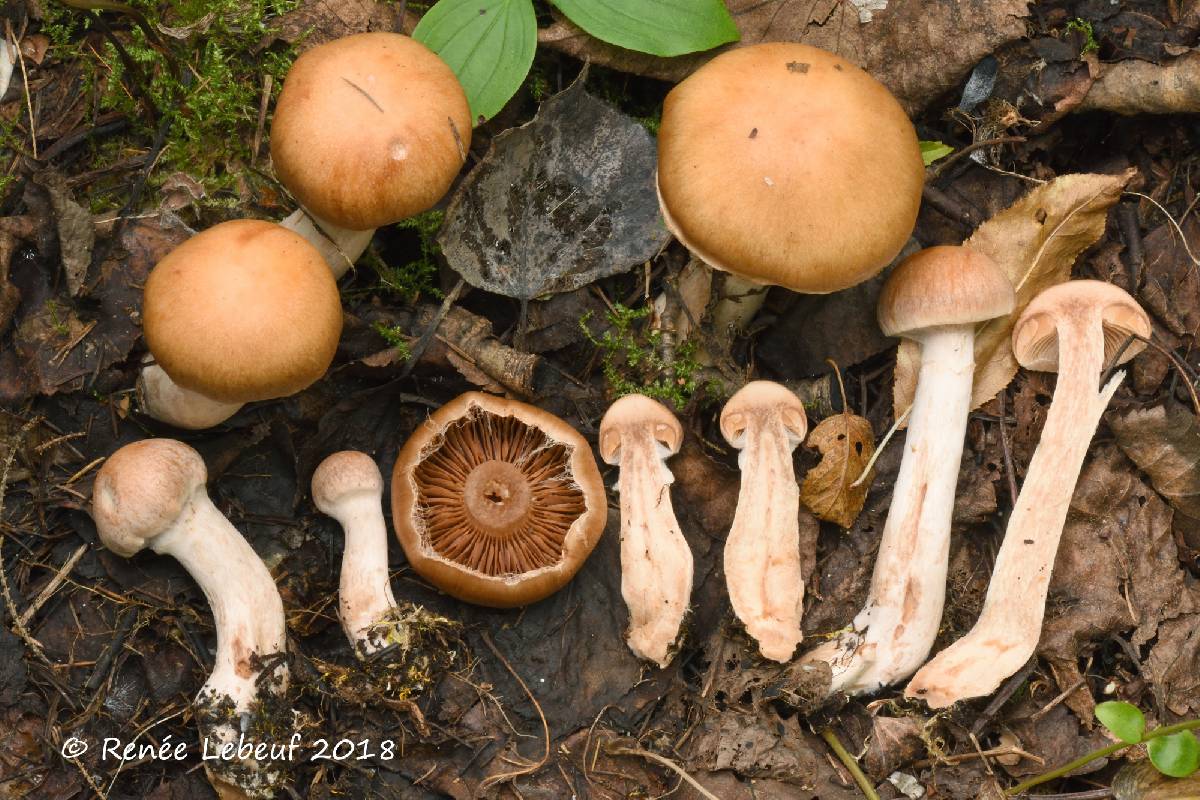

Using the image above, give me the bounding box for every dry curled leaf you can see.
[800,411,875,528]
[893,170,1134,419]
[1110,402,1200,544]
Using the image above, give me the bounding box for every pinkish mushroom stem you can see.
[600,395,693,668]
[279,208,374,279]
[311,451,401,656]
[92,440,288,800]
[720,381,808,662]
[906,281,1149,707]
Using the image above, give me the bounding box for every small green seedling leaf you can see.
[1096,701,1147,744]
[920,140,954,166]
[413,0,537,122]
[1148,731,1200,778]
[549,0,739,57]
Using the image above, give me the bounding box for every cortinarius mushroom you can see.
[92,439,289,800]
[805,246,1014,693]
[657,43,924,333]
[139,219,343,429]
[599,394,693,668]
[906,280,1150,707]
[272,32,472,276]
[391,392,606,607]
[720,381,808,662]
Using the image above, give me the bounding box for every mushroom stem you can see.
[137,361,243,430]
[279,208,374,279]
[710,273,770,338]
[807,326,975,692]
[721,382,808,662]
[906,318,1120,707]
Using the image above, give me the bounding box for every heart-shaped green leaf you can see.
[1149,731,1200,778]
[1096,701,1147,745]
[549,0,739,57]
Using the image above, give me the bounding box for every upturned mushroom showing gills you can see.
[391,392,606,608]
[312,451,401,656]
[720,381,808,662]
[92,439,289,800]
[138,219,343,429]
[656,43,923,334]
[805,246,1014,694]
[272,32,471,277]
[906,280,1150,707]
[599,394,693,668]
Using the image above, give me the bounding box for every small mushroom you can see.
[272,33,472,276]
[805,246,1014,693]
[657,43,924,336]
[138,219,343,429]
[599,394,693,667]
[906,280,1150,707]
[720,381,808,662]
[92,439,289,800]
[391,392,606,607]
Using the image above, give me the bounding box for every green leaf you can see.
[1096,701,1147,744]
[920,140,954,166]
[549,0,739,57]
[1149,731,1200,778]
[413,0,537,122]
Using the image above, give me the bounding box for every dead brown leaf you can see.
[1114,758,1200,799]
[800,411,875,528]
[538,0,1030,115]
[894,171,1134,419]
[265,0,400,49]
[1110,403,1200,534]
[30,171,93,297]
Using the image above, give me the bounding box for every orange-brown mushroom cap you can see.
[1012,280,1151,372]
[391,393,607,608]
[271,32,472,231]
[656,43,924,294]
[877,245,1015,337]
[143,219,343,404]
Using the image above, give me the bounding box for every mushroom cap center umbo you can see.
[463,460,533,537]
[413,412,587,577]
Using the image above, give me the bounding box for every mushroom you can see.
[137,219,343,429]
[92,439,289,800]
[311,451,399,656]
[906,280,1150,707]
[720,381,809,662]
[391,392,607,607]
[804,246,1014,693]
[271,32,472,277]
[656,43,924,339]
[599,394,693,667]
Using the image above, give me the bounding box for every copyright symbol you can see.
[61,737,88,758]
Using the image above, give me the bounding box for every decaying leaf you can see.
[1110,403,1200,527]
[1114,760,1200,800]
[439,71,669,300]
[800,411,875,528]
[538,0,1030,115]
[31,170,94,297]
[893,170,1133,419]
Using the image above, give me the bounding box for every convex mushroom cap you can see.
[1012,279,1150,371]
[391,392,606,608]
[877,245,1016,337]
[271,32,472,232]
[142,219,343,404]
[657,43,924,294]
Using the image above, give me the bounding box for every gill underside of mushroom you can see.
[617,439,693,668]
[907,322,1119,708]
[280,208,373,279]
[161,490,289,799]
[726,418,804,662]
[806,329,974,694]
[137,361,243,429]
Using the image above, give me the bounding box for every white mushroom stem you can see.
[806,327,975,693]
[722,384,807,662]
[279,208,373,279]
[137,360,242,430]
[906,319,1122,707]
[710,273,770,335]
[610,432,692,668]
[311,452,399,656]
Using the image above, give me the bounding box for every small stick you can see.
[251,74,273,164]
[819,727,881,800]
[401,278,465,378]
[851,405,911,487]
[478,632,550,790]
[606,745,721,800]
[1030,677,1087,722]
[927,136,1027,181]
[18,543,87,627]
[997,390,1019,505]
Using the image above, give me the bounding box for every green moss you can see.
[581,303,701,410]
[371,321,412,361]
[1065,18,1099,55]
[368,210,445,301]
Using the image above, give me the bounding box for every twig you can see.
[819,727,880,800]
[1100,333,1200,416]
[1124,190,1200,269]
[251,74,272,164]
[1030,677,1087,722]
[9,21,36,158]
[1014,791,1112,800]
[915,745,1044,768]
[18,543,87,627]
[997,390,1019,505]
[971,657,1038,736]
[606,745,720,800]
[478,632,550,791]
[927,136,1027,181]
[401,278,465,378]
[0,418,49,663]
[851,405,911,487]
